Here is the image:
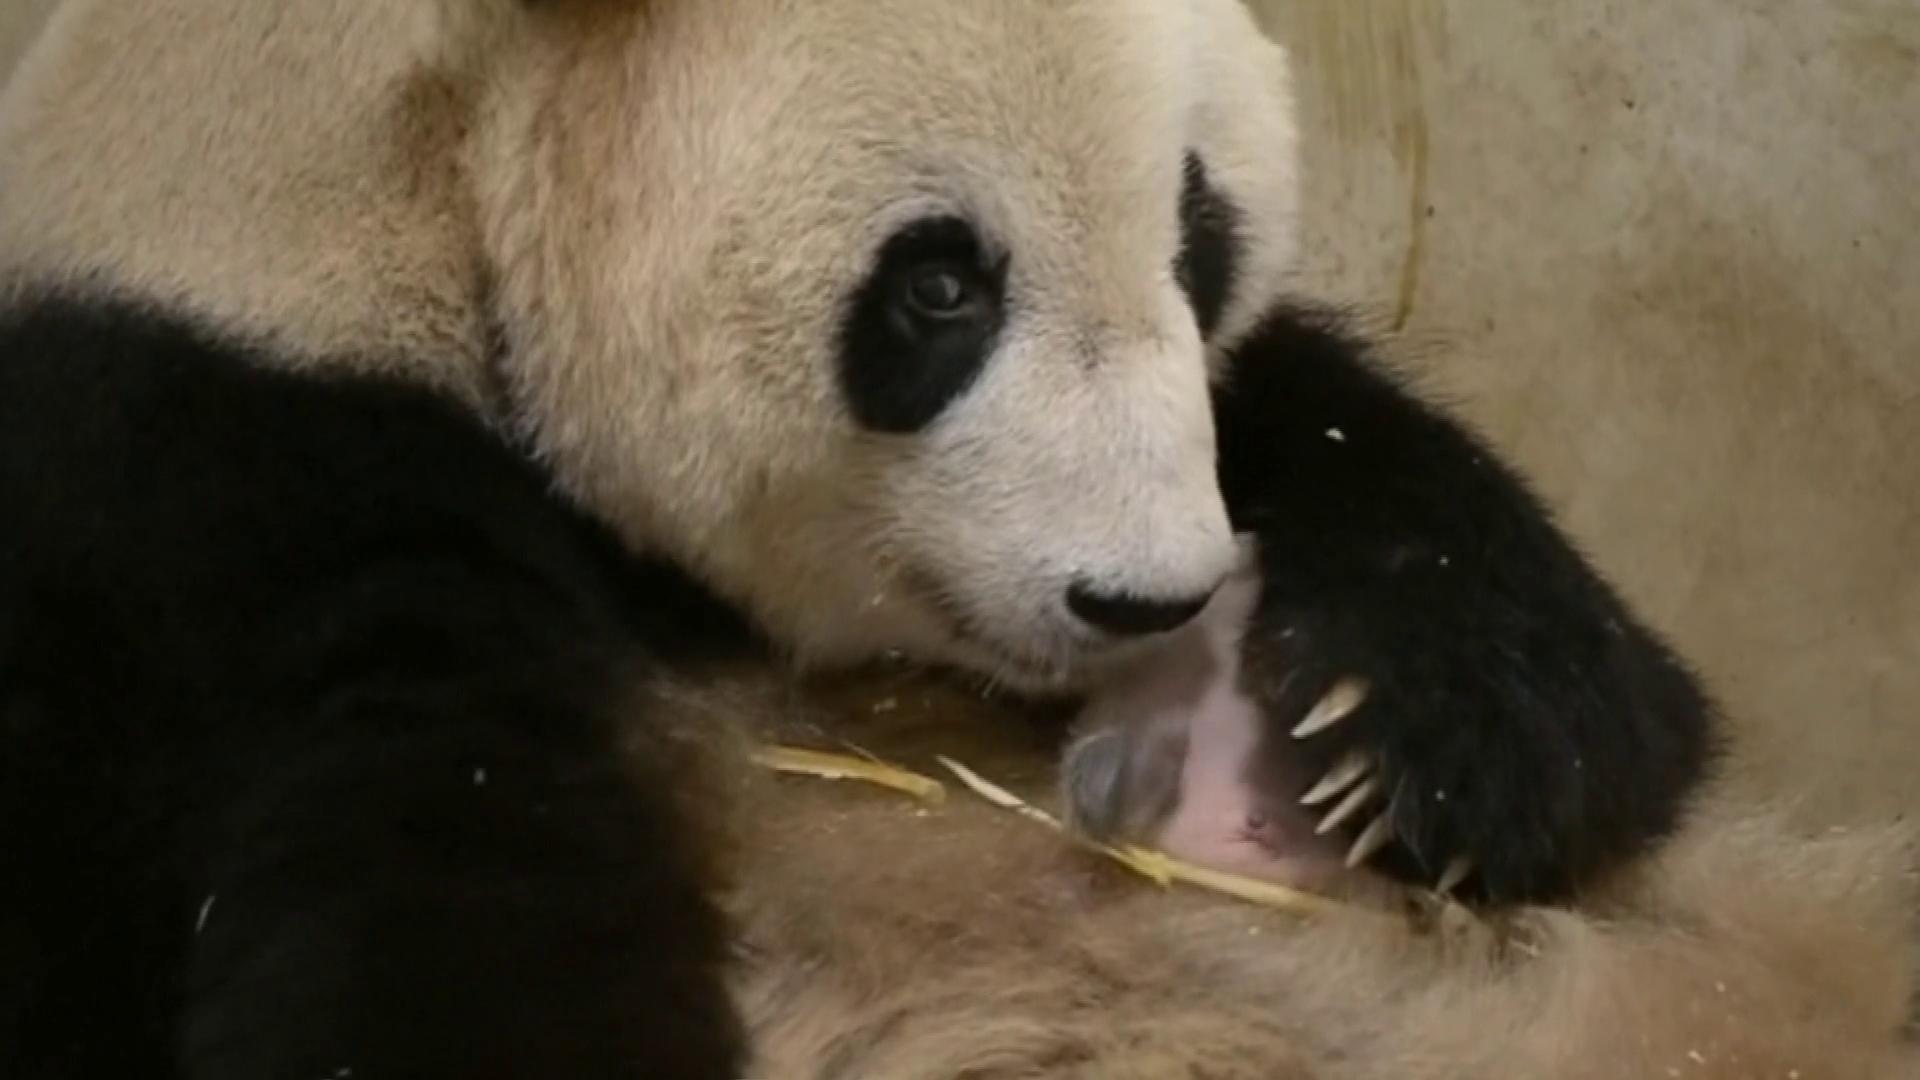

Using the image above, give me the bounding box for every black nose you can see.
[1066,580,1215,637]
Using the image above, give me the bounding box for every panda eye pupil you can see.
[906,267,970,316]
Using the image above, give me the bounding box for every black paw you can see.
[1210,304,1722,905]
[1242,557,1718,906]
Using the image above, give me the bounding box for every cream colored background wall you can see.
[3,2,1913,828]
[1254,2,1919,829]
[0,0,55,87]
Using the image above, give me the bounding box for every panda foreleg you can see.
[1207,303,1722,904]
[0,294,753,1077]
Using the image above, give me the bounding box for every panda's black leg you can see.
[0,894,185,1080]
[1211,303,1722,904]
[173,583,746,1079]
[0,296,755,1077]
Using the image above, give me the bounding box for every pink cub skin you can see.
[1062,540,1348,890]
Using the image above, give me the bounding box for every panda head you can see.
[472,0,1301,689]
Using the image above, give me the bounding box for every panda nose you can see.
[1066,580,1217,637]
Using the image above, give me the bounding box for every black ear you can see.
[1174,153,1244,341]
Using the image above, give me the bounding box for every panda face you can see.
[475,0,1300,689]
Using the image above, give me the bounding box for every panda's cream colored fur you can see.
[2,1,1915,1074]
[0,1,492,401]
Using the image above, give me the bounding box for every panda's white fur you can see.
[2,1,1915,1074]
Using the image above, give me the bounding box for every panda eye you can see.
[905,267,967,314]
[902,264,975,319]
[838,215,1009,434]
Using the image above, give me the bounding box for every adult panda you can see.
[0,0,1781,1076]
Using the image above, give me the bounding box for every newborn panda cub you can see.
[1066,542,1353,887]
[1067,541,1472,900]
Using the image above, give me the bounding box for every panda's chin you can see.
[936,628,1091,694]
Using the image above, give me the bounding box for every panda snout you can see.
[1066,578,1221,637]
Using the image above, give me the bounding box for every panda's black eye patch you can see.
[1175,152,1243,340]
[838,216,1007,434]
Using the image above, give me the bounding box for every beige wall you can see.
[0,0,55,88]
[1254,1,1919,827]
[4,2,1912,826]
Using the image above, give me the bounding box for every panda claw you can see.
[1346,813,1395,868]
[1314,777,1379,836]
[1299,749,1371,807]
[1436,856,1473,896]
[1292,677,1369,740]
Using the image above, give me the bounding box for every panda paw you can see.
[1281,668,1489,897]
[1249,584,1712,906]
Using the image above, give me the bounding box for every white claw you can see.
[1315,777,1379,836]
[1437,856,1474,896]
[1292,677,1370,740]
[1346,812,1395,868]
[1300,750,1371,807]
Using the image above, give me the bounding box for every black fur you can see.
[1215,304,1722,903]
[836,216,1008,434]
[0,295,757,1078]
[1173,153,1242,341]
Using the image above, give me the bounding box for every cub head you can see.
[475,0,1302,689]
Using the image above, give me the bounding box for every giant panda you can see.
[0,1,1912,1077]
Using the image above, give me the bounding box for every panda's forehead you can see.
[627,0,1264,198]
[781,0,1234,250]
[590,0,1292,344]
